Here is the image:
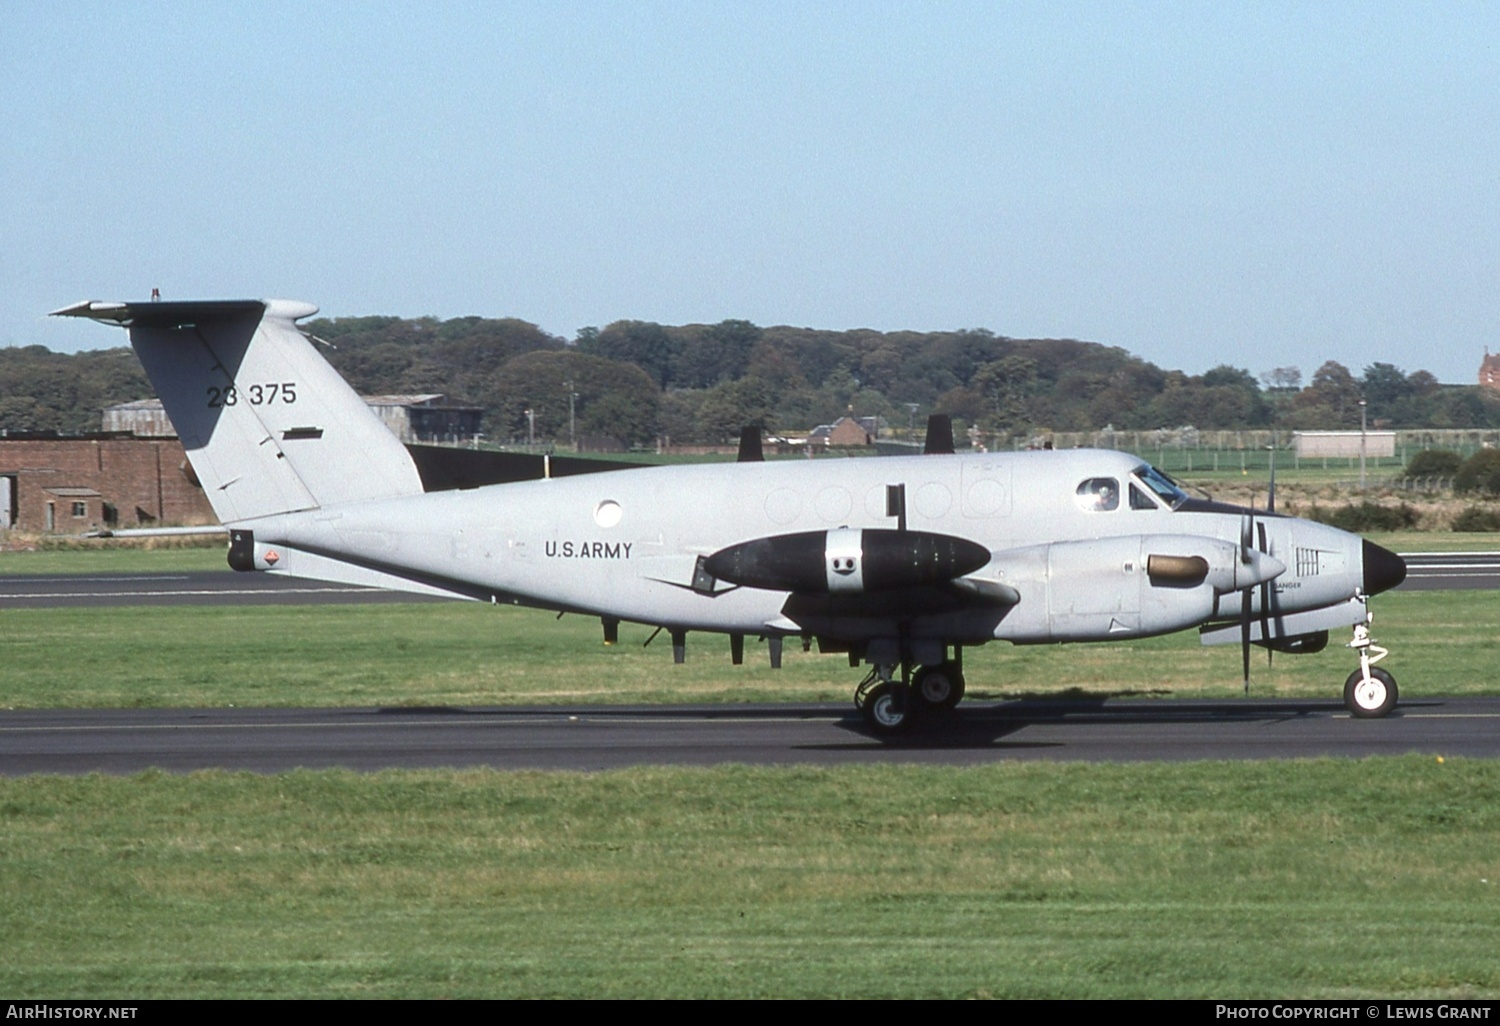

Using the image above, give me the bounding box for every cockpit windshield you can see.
[1134,464,1189,510]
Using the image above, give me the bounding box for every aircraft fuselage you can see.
[236,448,1380,655]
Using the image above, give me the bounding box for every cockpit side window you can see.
[1075,477,1120,512]
[1130,483,1159,510]
[1134,464,1188,510]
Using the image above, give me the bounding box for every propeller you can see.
[1240,513,1254,693]
[1238,487,1285,692]
[1262,439,1280,667]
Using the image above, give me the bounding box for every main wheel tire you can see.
[1344,667,1397,718]
[913,663,966,710]
[861,682,917,734]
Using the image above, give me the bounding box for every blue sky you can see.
[5,1,1497,384]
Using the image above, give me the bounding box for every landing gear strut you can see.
[1344,617,1397,718]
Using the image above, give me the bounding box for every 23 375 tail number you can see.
[207,382,297,407]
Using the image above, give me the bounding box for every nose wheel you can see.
[1344,618,1397,718]
[1345,666,1397,718]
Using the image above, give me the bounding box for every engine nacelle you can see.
[990,534,1286,642]
[704,527,991,594]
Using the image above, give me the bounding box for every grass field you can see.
[0,586,1491,709]
[2,759,1498,998]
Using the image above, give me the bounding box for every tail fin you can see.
[52,298,423,524]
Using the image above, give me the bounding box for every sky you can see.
[4,1,1498,384]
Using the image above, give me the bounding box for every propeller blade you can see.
[1241,587,1252,694]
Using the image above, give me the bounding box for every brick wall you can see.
[0,437,217,533]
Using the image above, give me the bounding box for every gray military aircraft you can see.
[54,298,1408,733]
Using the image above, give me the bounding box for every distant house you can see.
[1482,350,1500,392]
[810,416,881,447]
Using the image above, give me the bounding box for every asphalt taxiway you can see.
[2,697,1497,775]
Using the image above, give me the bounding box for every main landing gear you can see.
[1344,617,1397,718]
[854,659,967,734]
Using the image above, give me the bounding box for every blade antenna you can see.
[736,425,764,463]
[922,414,955,455]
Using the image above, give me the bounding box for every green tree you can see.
[1455,449,1500,495]
[493,351,660,447]
[581,321,677,389]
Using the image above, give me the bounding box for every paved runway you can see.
[0,551,1496,608]
[2,697,1497,775]
[0,570,448,607]
[1397,551,1500,590]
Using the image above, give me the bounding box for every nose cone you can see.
[1362,540,1407,596]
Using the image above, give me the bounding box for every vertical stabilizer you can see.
[52,299,424,523]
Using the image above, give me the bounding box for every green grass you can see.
[1,759,1496,998]
[0,544,227,575]
[0,589,1491,709]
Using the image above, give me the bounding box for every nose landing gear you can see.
[1344,617,1396,718]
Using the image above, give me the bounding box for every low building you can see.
[1293,431,1397,459]
[0,434,216,533]
[100,398,176,437]
[362,395,484,445]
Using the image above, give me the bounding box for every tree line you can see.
[3,315,1498,445]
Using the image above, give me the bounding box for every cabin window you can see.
[1075,477,1119,512]
[71,501,88,518]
